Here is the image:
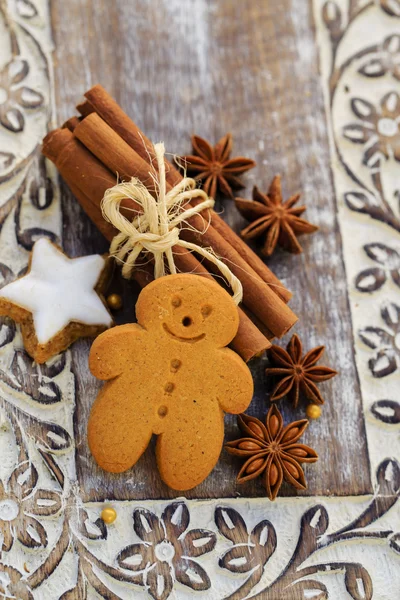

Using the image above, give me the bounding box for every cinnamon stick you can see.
[66,180,116,241]
[76,100,94,118]
[72,114,297,338]
[62,116,81,132]
[42,128,270,361]
[74,113,156,192]
[241,306,274,341]
[83,85,291,302]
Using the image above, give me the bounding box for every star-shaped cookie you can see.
[0,238,113,363]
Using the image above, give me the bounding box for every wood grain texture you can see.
[51,0,371,500]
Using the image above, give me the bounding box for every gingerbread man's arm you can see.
[214,348,254,414]
[89,323,145,381]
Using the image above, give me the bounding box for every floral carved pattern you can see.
[0,58,44,133]
[359,302,400,377]
[215,507,277,599]
[0,418,62,553]
[343,92,400,167]
[359,34,400,80]
[321,1,400,386]
[56,459,400,600]
[355,243,400,292]
[1,350,66,404]
[116,503,216,599]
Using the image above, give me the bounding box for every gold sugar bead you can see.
[101,507,117,524]
[107,293,123,311]
[306,404,322,419]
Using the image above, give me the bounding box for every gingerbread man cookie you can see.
[0,238,113,363]
[88,274,254,491]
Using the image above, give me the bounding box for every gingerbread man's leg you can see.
[156,402,225,490]
[88,384,153,473]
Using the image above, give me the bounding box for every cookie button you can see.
[164,382,175,394]
[158,406,168,418]
[171,296,182,307]
[170,359,181,373]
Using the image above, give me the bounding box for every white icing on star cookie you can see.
[0,238,112,344]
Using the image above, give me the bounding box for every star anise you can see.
[266,334,338,407]
[225,405,318,500]
[235,175,318,256]
[178,133,256,199]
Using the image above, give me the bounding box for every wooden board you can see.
[51,0,370,500]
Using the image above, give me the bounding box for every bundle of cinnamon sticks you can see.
[42,85,297,362]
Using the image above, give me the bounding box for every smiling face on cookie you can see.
[135,274,239,346]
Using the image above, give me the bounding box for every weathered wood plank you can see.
[50,0,371,500]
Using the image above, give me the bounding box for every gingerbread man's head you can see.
[136,274,239,347]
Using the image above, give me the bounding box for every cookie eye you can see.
[201,305,212,318]
[171,296,182,308]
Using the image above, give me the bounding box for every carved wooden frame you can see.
[0,1,398,598]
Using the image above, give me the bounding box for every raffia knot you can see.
[100,142,243,304]
[131,227,180,253]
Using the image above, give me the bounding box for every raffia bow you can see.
[101,142,243,304]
